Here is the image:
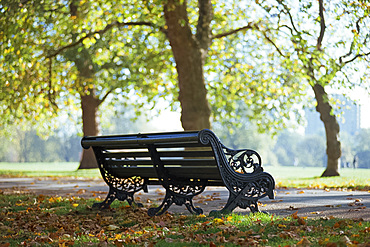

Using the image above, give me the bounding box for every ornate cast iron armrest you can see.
[221,145,263,175]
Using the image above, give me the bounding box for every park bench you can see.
[81,129,275,216]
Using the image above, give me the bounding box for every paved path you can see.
[0,176,369,221]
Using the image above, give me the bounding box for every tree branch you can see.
[341,51,370,65]
[339,14,370,64]
[98,89,113,106]
[45,21,156,59]
[212,22,256,39]
[277,0,299,34]
[262,31,287,57]
[316,0,326,50]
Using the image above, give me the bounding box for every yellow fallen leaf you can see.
[297,236,311,246]
[213,218,224,225]
[72,203,79,207]
[197,214,206,218]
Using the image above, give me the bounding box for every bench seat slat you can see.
[106,159,217,166]
[108,166,221,180]
[103,150,214,159]
[95,142,206,150]
[82,132,200,147]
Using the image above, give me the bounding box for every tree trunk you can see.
[164,0,211,131]
[78,90,101,169]
[312,84,341,177]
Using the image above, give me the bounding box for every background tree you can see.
[257,0,370,176]
[1,1,173,168]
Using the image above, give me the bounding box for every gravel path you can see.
[1,176,369,220]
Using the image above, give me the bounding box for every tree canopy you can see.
[1,0,369,173]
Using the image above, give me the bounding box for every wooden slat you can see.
[159,150,214,157]
[106,159,217,167]
[104,152,151,159]
[91,141,205,150]
[103,150,214,159]
[108,166,221,180]
[106,159,153,166]
[154,142,205,149]
[82,132,200,149]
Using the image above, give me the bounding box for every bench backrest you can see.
[81,130,222,180]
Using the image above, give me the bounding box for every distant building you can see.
[305,95,361,136]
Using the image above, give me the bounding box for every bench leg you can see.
[184,198,203,215]
[210,185,262,216]
[148,190,203,216]
[93,187,143,209]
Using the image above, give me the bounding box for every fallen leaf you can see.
[297,217,306,225]
[287,206,299,211]
[297,236,311,246]
[292,211,299,219]
[107,225,119,231]
[339,235,352,245]
[209,241,216,247]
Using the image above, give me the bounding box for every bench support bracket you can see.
[93,148,148,209]
[148,189,203,216]
[147,145,206,216]
[93,186,143,209]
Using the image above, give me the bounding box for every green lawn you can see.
[265,166,370,190]
[0,162,101,178]
[0,162,369,190]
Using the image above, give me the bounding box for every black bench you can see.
[81,129,275,216]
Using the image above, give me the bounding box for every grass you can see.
[0,193,369,246]
[264,166,370,191]
[0,162,101,178]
